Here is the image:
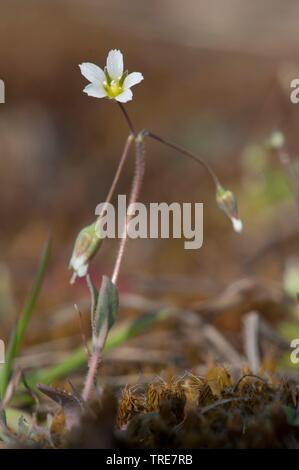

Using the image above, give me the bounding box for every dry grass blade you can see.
[243,311,261,374]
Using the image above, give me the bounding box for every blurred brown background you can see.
[1,0,299,345]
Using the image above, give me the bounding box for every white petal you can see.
[106,49,123,80]
[124,72,144,89]
[77,264,88,277]
[79,63,105,84]
[70,254,85,271]
[83,83,107,98]
[232,217,243,233]
[115,89,133,103]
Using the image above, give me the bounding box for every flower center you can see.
[104,79,123,98]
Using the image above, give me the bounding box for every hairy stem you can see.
[82,106,141,401]
[112,135,146,285]
[82,134,133,401]
[82,134,146,400]
[81,319,109,402]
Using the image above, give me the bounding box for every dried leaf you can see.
[205,367,232,397]
[37,384,83,431]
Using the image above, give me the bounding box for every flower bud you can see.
[216,186,243,233]
[265,131,285,151]
[69,222,102,284]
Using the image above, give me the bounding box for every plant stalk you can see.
[81,318,109,402]
[82,106,144,401]
[118,103,137,137]
[111,135,146,285]
[144,130,220,188]
[96,134,134,227]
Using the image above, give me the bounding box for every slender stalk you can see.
[97,134,134,221]
[112,135,146,284]
[144,130,220,188]
[118,102,137,137]
[82,106,144,401]
[82,104,223,400]
[82,319,109,401]
[81,351,99,401]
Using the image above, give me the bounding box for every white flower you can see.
[79,49,143,103]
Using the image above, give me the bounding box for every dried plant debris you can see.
[69,369,299,448]
[116,369,299,449]
[63,389,120,449]
[4,368,299,449]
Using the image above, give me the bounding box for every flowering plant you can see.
[70,49,243,401]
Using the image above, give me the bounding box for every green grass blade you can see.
[27,309,171,387]
[0,237,51,399]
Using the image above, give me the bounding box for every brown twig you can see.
[233,374,267,392]
[200,397,243,414]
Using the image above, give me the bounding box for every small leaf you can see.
[93,276,119,341]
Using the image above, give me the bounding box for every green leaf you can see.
[93,276,119,340]
[0,236,51,399]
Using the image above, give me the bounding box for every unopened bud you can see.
[216,186,243,233]
[266,131,285,151]
[69,222,102,284]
